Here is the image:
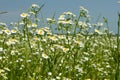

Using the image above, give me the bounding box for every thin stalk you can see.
[23,18,32,53]
[35,14,38,26]
[73,12,81,36]
[103,17,109,34]
[115,13,120,80]
[103,17,112,47]
[35,4,45,26]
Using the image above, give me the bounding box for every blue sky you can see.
[0,0,120,33]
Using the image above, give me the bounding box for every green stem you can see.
[35,14,38,26]
[74,12,81,35]
[23,18,32,53]
[115,13,120,80]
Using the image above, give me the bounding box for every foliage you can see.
[0,4,120,80]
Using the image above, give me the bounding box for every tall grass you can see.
[0,4,119,80]
[115,13,120,80]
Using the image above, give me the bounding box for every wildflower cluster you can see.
[0,4,119,80]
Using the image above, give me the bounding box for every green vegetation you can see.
[0,4,120,80]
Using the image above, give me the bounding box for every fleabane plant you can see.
[0,3,119,80]
[57,11,76,33]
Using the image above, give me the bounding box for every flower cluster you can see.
[0,4,118,80]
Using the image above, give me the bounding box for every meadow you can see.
[0,4,120,80]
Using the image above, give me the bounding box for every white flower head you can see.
[20,13,30,18]
[0,56,2,60]
[6,38,18,45]
[42,53,49,59]
[4,67,10,71]
[47,18,55,23]
[58,35,65,39]
[4,29,11,35]
[78,21,87,27]
[56,76,61,79]
[29,11,35,15]
[36,29,44,35]
[0,22,7,26]
[58,14,65,20]
[97,22,103,27]
[0,47,3,52]
[63,11,76,17]
[48,72,52,76]
[47,18,52,21]
[11,29,17,34]
[32,23,37,27]
[58,20,74,25]
[48,35,58,41]
[62,47,69,53]
[32,4,40,8]
[80,6,88,14]
[95,29,102,34]
[0,31,3,34]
